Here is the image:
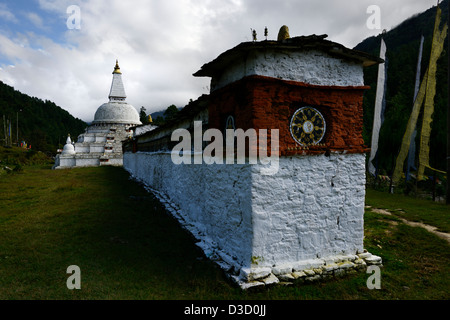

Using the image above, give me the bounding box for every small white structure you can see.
[53,60,142,169]
[61,135,75,155]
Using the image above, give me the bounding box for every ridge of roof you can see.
[193,35,383,77]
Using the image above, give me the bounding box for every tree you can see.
[139,106,148,124]
[152,116,165,126]
[0,81,86,155]
[163,105,179,123]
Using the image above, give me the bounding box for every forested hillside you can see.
[0,81,87,155]
[355,0,448,175]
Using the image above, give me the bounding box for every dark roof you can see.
[193,34,383,77]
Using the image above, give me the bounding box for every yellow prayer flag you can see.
[392,6,447,184]
[391,68,427,184]
[417,7,447,179]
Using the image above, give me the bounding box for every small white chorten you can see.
[61,135,75,155]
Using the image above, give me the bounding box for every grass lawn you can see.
[365,188,450,233]
[0,164,449,300]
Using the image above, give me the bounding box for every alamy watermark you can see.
[366,5,381,30]
[66,265,81,289]
[366,265,381,289]
[66,5,81,30]
[171,121,280,175]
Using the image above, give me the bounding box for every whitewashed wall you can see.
[250,153,366,267]
[210,49,364,91]
[75,157,100,167]
[56,156,76,168]
[123,151,366,274]
[124,152,254,267]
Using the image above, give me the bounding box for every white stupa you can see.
[53,60,142,169]
[61,135,75,155]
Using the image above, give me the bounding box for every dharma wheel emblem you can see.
[290,107,326,146]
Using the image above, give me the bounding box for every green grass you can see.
[365,188,450,233]
[0,165,449,299]
[0,145,53,168]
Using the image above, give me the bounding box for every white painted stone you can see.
[292,259,326,271]
[272,265,292,276]
[210,49,364,91]
[278,273,295,281]
[357,252,372,259]
[324,257,337,265]
[240,267,272,281]
[313,268,323,275]
[303,269,316,276]
[238,280,265,290]
[292,271,307,279]
[323,264,339,272]
[261,273,280,285]
[337,261,355,269]
[341,254,358,262]
[365,255,382,265]
[354,258,367,268]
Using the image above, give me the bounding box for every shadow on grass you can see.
[48,166,239,299]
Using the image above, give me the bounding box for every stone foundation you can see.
[235,252,382,289]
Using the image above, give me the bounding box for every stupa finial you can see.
[113,59,122,74]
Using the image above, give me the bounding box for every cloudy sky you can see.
[0,0,440,122]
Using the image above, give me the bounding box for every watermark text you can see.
[66,5,81,30]
[366,5,381,30]
[171,121,279,175]
[66,265,81,289]
[366,265,381,289]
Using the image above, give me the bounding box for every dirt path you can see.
[366,206,450,244]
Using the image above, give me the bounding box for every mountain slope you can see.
[0,81,87,155]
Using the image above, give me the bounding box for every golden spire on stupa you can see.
[113,59,122,74]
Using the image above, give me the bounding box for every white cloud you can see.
[0,3,18,23]
[0,0,441,122]
[26,12,47,30]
